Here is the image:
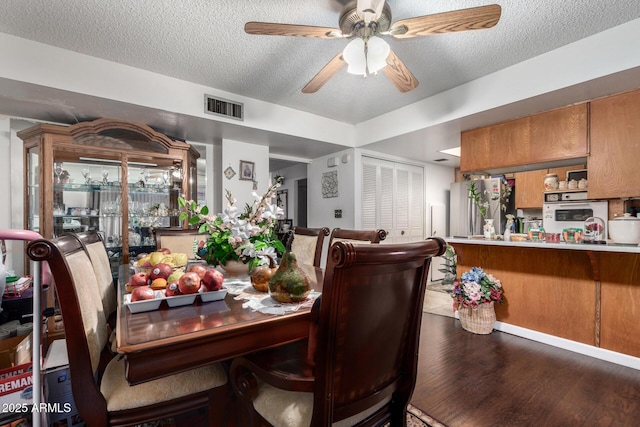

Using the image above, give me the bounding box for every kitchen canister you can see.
[544,174,559,191]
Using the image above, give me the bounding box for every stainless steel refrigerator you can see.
[449,178,515,237]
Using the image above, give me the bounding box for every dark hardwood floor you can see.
[411,313,640,427]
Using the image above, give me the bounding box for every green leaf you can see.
[178,212,188,222]
[190,201,197,211]
[198,224,208,234]
[201,205,209,215]
[189,216,200,225]
[178,197,186,208]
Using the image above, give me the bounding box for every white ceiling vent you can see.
[204,94,243,121]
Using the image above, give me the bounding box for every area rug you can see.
[135,403,447,426]
[406,403,447,427]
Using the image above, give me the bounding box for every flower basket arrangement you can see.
[450,267,504,334]
[178,180,286,272]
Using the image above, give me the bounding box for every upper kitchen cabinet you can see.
[529,104,588,163]
[589,89,640,199]
[19,118,200,269]
[460,104,588,173]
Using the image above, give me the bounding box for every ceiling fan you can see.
[245,0,502,94]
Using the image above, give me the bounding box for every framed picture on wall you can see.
[239,160,255,181]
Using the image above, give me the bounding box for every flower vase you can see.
[483,219,495,239]
[220,260,250,277]
[458,302,496,334]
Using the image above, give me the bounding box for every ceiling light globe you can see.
[343,38,367,76]
[366,36,390,74]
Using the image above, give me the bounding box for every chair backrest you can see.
[328,228,387,247]
[312,237,446,425]
[28,234,109,417]
[290,226,330,267]
[155,228,208,259]
[74,231,116,321]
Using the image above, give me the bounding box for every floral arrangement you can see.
[450,267,504,310]
[468,177,512,221]
[178,180,286,271]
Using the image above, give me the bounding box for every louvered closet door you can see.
[361,157,424,243]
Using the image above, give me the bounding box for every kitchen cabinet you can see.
[589,89,640,199]
[460,103,588,173]
[514,169,548,209]
[19,118,199,343]
[529,103,588,163]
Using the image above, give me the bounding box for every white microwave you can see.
[543,200,608,236]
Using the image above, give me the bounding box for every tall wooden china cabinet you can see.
[19,118,199,342]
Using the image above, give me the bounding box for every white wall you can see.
[221,139,270,211]
[307,149,356,230]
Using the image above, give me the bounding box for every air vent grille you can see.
[204,94,243,121]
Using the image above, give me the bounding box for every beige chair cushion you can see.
[290,235,318,266]
[160,235,208,259]
[254,381,389,427]
[66,251,108,372]
[85,241,117,318]
[101,356,227,411]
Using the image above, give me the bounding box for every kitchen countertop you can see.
[445,236,640,254]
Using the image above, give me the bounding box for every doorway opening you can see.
[296,179,307,227]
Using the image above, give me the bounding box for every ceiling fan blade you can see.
[302,53,346,94]
[389,4,501,39]
[245,22,343,39]
[382,50,419,93]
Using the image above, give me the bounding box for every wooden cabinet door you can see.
[460,127,490,173]
[589,90,640,199]
[489,116,530,167]
[514,169,548,209]
[529,104,588,163]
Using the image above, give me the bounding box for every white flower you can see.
[261,202,283,221]
[255,246,277,265]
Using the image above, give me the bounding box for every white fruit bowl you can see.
[608,214,640,245]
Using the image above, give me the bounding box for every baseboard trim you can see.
[452,313,640,371]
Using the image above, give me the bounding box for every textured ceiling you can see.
[2,0,640,125]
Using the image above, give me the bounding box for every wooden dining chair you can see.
[73,231,116,324]
[328,228,387,246]
[289,227,330,267]
[27,234,230,427]
[155,227,208,259]
[230,237,446,427]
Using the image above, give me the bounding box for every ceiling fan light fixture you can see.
[366,36,390,74]
[343,38,367,76]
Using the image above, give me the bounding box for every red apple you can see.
[126,272,149,292]
[131,286,155,302]
[201,268,224,292]
[158,247,172,255]
[188,264,207,280]
[150,263,173,280]
[178,271,201,295]
[165,282,181,297]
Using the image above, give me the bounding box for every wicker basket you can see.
[458,302,496,334]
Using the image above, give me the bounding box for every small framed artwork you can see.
[239,160,255,181]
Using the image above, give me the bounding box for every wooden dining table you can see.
[116,263,323,385]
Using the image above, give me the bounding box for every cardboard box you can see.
[43,340,84,427]
[0,334,31,370]
[0,362,33,407]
